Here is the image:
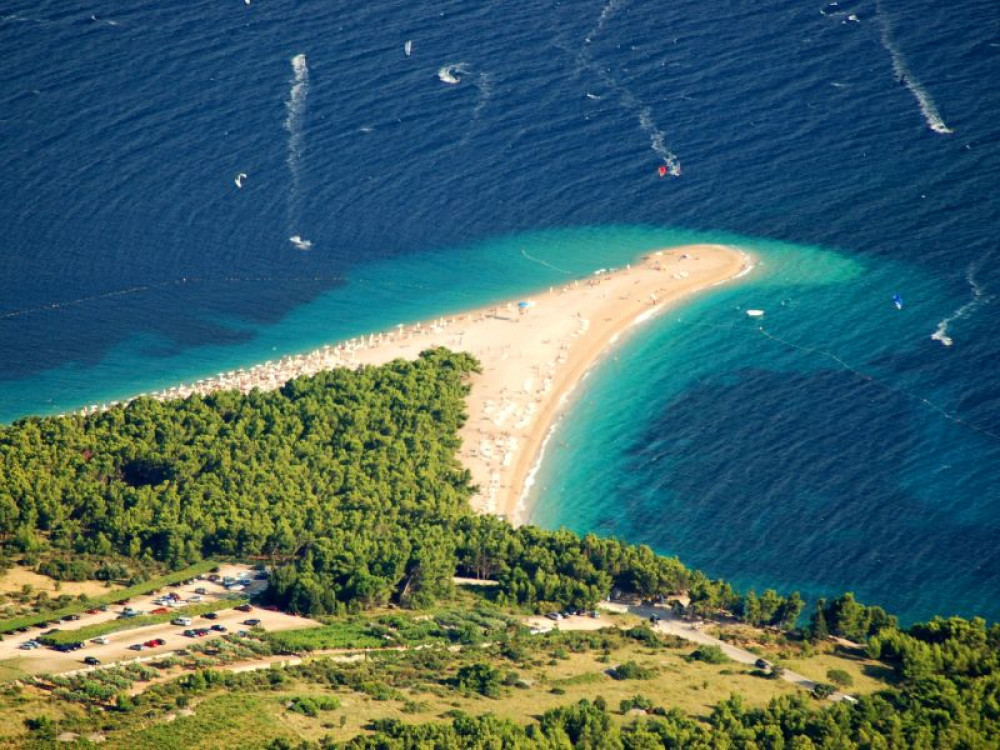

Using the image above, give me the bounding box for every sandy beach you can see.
[83,244,751,524]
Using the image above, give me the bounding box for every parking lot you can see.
[0,564,319,675]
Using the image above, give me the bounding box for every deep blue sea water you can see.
[2,0,998,624]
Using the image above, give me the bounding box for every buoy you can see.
[657,165,668,178]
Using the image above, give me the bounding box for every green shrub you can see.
[688,645,730,664]
[826,668,854,688]
[611,661,656,681]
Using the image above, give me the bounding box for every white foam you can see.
[285,53,309,181]
[285,54,309,230]
[438,63,467,84]
[586,0,625,44]
[639,108,682,176]
[875,1,953,135]
[931,258,993,347]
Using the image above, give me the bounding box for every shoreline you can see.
[501,245,753,524]
[76,243,753,525]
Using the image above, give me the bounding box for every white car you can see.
[20,640,40,650]
[91,636,110,645]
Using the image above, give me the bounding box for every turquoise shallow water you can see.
[528,234,1000,625]
[0,226,716,422]
[2,223,997,626]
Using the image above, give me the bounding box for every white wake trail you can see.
[578,0,681,177]
[285,53,309,187]
[931,258,994,347]
[459,72,495,146]
[285,53,310,247]
[875,1,952,135]
[585,0,625,43]
[639,107,682,176]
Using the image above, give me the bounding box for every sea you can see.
[1,0,998,626]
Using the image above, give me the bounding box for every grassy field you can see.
[780,648,896,695]
[267,620,388,652]
[269,606,521,653]
[107,693,295,750]
[100,641,813,748]
[0,566,121,599]
[43,598,249,646]
[0,657,30,683]
[0,561,219,635]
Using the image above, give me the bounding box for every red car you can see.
[150,607,169,615]
[143,638,166,648]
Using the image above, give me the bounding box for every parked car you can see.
[243,619,261,627]
[61,614,81,622]
[193,628,210,637]
[194,587,207,595]
[84,656,101,666]
[235,604,253,613]
[546,613,561,621]
[171,617,192,627]
[210,625,227,633]
[92,636,110,645]
[182,629,197,637]
[19,641,40,650]
[649,614,661,623]
[128,644,144,651]
[201,612,218,620]
[151,608,169,615]
[755,658,771,670]
[144,638,165,648]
